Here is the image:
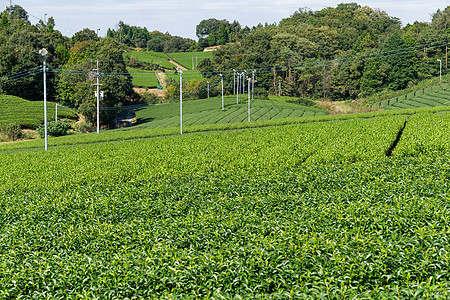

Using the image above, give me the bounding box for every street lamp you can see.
[97,28,100,38]
[437,59,442,81]
[39,48,48,151]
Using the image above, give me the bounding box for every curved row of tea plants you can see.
[0,95,77,129]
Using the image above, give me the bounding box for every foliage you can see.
[0,5,71,101]
[196,18,245,47]
[253,87,268,99]
[199,3,450,101]
[106,21,198,52]
[36,120,72,138]
[57,38,135,127]
[0,122,22,140]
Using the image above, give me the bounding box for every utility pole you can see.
[220,74,224,110]
[248,78,251,122]
[233,69,236,95]
[179,68,183,134]
[242,71,246,95]
[55,103,58,122]
[192,53,194,70]
[236,72,240,104]
[97,59,100,133]
[42,51,48,151]
[207,81,209,98]
[437,59,442,82]
[39,48,49,151]
[252,70,255,100]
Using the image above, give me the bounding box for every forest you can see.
[198,4,450,100]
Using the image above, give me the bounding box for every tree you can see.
[382,32,417,90]
[72,28,99,42]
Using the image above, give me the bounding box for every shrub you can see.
[1,123,23,141]
[36,121,72,138]
[253,87,269,99]
[73,121,94,133]
[285,97,316,107]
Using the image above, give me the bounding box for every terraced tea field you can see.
[373,82,450,110]
[127,67,160,88]
[127,50,175,69]
[166,51,213,70]
[1,107,450,297]
[0,95,77,129]
[134,96,327,129]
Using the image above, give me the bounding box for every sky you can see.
[7,0,450,40]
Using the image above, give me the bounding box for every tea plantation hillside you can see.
[0,95,76,129]
[371,79,450,110]
[1,110,450,297]
[134,96,327,129]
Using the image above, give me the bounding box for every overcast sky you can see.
[8,0,450,39]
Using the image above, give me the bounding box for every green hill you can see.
[0,95,77,129]
[134,96,328,129]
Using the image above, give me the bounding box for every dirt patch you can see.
[318,100,373,115]
[134,87,165,97]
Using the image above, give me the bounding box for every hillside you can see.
[133,96,327,129]
[0,95,76,129]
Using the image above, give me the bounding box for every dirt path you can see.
[165,54,188,71]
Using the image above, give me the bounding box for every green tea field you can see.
[134,96,328,129]
[0,95,77,129]
[127,67,160,88]
[1,107,450,297]
[127,50,175,69]
[167,51,213,70]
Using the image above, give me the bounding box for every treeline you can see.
[196,19,250,48]
[0,5,134,127]
[106,21,197,52]
[106,19,253,52]
[199,3,450,100]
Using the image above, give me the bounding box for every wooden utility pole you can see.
[273,68,276,92]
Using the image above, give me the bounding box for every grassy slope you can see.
[0,95,77,129]
[128,50,175,69]
[166,51,213,70]
[1,112,450,297]
[126,67,160,88]
[134,96,327,129]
